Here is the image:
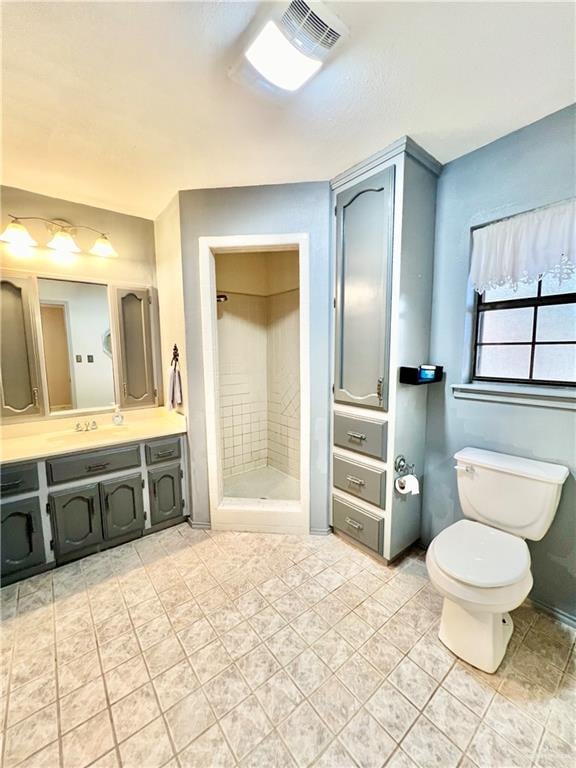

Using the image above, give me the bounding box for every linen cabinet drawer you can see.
[0,463,39,498]
[333,456,386,508]
[333,497,383,554]
[46,445,141,485]
[333,413,387,460]
[145,438,181,465]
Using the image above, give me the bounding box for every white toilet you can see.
[426,447,568,673]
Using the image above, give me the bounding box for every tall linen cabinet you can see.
[331,137,440,562]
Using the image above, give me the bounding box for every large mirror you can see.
[38,279,115,412]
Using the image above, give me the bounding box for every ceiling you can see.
[3,2,574,219]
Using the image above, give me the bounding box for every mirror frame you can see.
[0,269,162,422]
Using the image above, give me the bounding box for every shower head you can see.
[216,294,228,303]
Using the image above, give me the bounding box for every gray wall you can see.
[423,105,576,622]
[178,182,331,532]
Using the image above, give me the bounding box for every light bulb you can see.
[47,229,81,254]
[0,219,37,247]
[90,235,118,258]
[245,21,322,91]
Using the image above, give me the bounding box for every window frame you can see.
[472,280,576,387]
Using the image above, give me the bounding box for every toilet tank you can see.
[454,447,569,541]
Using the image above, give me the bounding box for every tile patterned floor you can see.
[0,525,575,768]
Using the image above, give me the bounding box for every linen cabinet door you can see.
[334,166,395,411]
[0,277,44,418]
[50,484,103,557]
[100,473,144,541]
[115,288,156,408]
[148,464,183,525]
[1,497,45,577]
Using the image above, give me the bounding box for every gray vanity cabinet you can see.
[1,497,45,576]
[115,288,156,409]
[0,277,44,418]
[334,167,395,411]
[149,464,183,525]
[100,473,145,540]
[50,484,103,557]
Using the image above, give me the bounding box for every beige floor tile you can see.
[278,700,332,767]
[179,723,236,768]
[484,692,543,756]
[360,633,403,676]
[237,643,281,689]
[523,628,573,670]
[510,646,564,693]
[536,729,576,768]
[61,709,115,768]
[379,615,422,654]
[248,606,287,639]
[58,649,102,697]
[291,610,330,645]
[337,653,383,703]
[105,653,150,704]
[118,716,174,768]
[442,663,495,716]
[16,740,60,768]
[220,694,273,761]
[498,667,553,722]
[111,681,160,742]
[127,596,165,628]
[266,625,308,666]
[408,632,455,681]
[95,610,133,646]
[340,708,396,768]
[60,675,108,733]
[234,588,269,618]
[135,615,174,651]
[187,639,231,684]
[100,630,140,672]
[3,702,58,768]
[204,662,252,717]
[10,644,55,690]
[242,729,297,767]
[366,681,418,742]
[220,620,261,660]
[57,628,97,666]
[310,675,360,733]
[143,635,185,677]
[6,671,56,727]
[254,669,304,725]
[313,740,358,768]
[177,617,217,656]
[424,687,480,751]
[401,714,462,768]
[312,594,349,627]
[466,722,527,768]
[164,688,215,752]
[287,648,332,696]
[152,657,199,711]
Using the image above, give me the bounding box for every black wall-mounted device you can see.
[399,365,443,385]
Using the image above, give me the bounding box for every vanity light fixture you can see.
[0,218,38,247]
[0,215,118,257]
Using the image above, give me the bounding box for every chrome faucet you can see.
[75,421,98,432]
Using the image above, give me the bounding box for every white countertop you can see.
[0,408,187,464]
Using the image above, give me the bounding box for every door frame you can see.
[199,233,310,535]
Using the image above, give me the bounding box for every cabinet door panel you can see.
[50,484,103,557]
[101,473,144,540]
[148,464,183,525]
[115,288,156,408]
[1,497,45,576]
[1,278,43,417]
[334,167,395,410]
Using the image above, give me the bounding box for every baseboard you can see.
[526,597,576,629]
[189,520,211,529]
[310,526,332,535]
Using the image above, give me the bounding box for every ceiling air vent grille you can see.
[280,0,342,56]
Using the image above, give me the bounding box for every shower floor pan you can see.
[224,466,299,501]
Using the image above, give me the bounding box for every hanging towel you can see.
[168,365,182,410]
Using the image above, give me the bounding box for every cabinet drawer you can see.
[334,413,387,460]
[333,497,383,554]
[0,463,39,498]
[46,445,141,485]
[333,456,386,508]
[145,438,181,465]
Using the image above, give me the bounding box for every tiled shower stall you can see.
[216,250,300,500]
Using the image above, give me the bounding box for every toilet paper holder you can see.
[394,455,415,476]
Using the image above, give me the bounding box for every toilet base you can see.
[438,597,514,673]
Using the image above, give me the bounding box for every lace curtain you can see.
[470,198,576,294]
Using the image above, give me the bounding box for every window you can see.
[473,273,576,386]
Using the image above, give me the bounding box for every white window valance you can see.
[470,199,576,294]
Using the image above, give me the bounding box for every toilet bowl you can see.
[426,447,568,674]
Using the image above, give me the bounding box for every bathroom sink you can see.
[45,425,133,446]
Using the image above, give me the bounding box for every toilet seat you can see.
[432,519,530,588]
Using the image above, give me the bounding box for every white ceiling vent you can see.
[280,0,346,59]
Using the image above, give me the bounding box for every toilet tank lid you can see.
[454,447,569,485]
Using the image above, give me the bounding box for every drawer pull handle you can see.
[1,478,23,490]
[346,475,365,488]
[155,450,174,458]
[86,463,110,473]
[347,431,367,441]
[345,517,363,531]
